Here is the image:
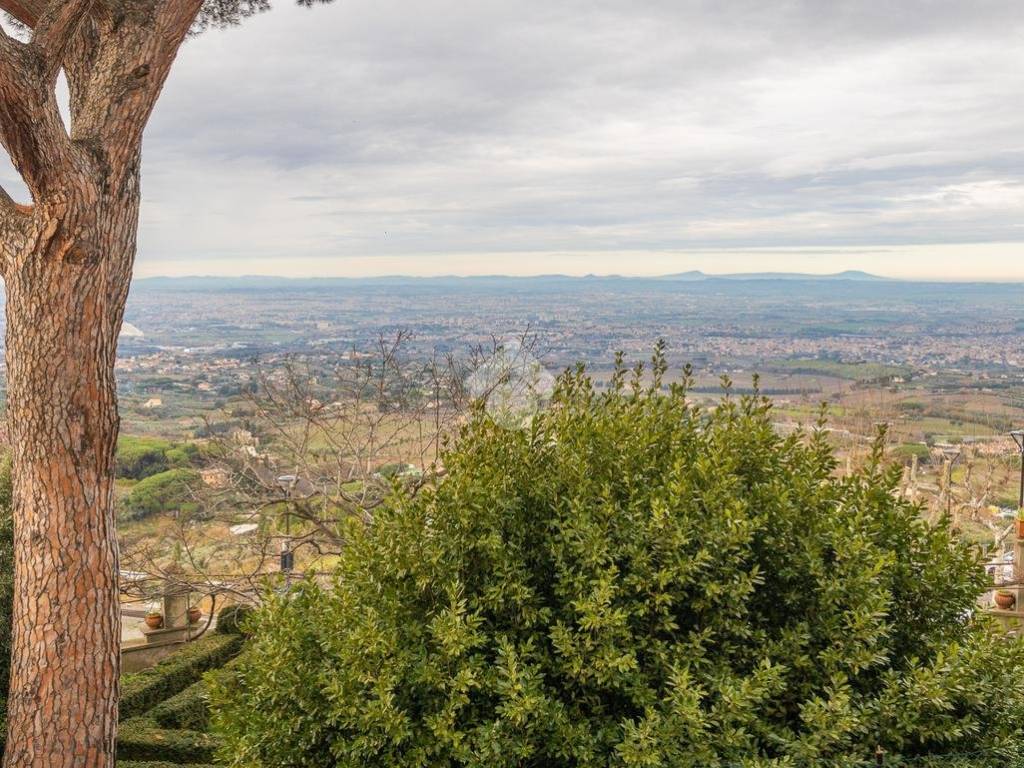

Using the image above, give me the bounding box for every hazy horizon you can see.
[131,242,1024,282]
[7,1,1024,281]
[130,264,1024,284]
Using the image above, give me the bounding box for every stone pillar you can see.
[142,575,194,646]
[1015,533,1024,584]
[163,579,191,631]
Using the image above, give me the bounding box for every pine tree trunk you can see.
[2,180,138,767]
[0,1,202,761]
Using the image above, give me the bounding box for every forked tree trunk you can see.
[0,0,208,762]
[2,181,138,766]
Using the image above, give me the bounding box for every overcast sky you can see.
[8,0,1024,279]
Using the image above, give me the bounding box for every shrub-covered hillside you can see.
[212,350,1024,767]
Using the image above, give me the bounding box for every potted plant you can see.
[145,611,164,629]
[995,589,1016,610]
[187,606,202,624]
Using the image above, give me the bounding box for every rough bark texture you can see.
[3,180,138,767]
[0,0,202,764]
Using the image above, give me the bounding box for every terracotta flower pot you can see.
[1016,519,1024,539]
[996,591,1016,610]
[145,613,164,630]
[188,607,202,624]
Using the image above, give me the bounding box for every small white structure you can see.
[120,322,145,339]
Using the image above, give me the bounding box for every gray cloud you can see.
[13,1,1024,276]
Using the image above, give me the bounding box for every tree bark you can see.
[0,1,205,763]
[3,176,139,767]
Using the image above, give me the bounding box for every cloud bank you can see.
[7,0,1024,278]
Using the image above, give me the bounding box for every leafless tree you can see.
[119,331,550,608]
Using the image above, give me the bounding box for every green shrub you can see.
[122,468,202,521]
[117,718,218,763]
[897,400,927,414]
[210,351,1024,768]
[121,634,242,720]
[149,679,212,731]
[376,461,408,479]
[117,436,175,480]
[119,762,215,768]
[215,604,255,636]
[165,444,199,469]
[117,436,200,481]
[893,442,931,463]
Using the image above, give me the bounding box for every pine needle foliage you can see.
[211,347,1024,768]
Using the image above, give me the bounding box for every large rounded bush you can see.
[211,355,1024,767]
[121,467,202,521]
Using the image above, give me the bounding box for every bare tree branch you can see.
[123,332,484,598]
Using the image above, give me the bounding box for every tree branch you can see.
[0,0,46,26]
[0,0,200,208]
[0,181,15,209]
[32,0,96,82]
[159,0,206,40]
[73,0,202,153]
[0,25,72,200]
[62,14,100,126]
[0,0,101,138]
[0,20,26,63]
[0,180,30,276]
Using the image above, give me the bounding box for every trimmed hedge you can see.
[115,633,243,764]
[117,718,218,763]
[121,634,242,721]
[214,603,254,636]
[149,680,210,731]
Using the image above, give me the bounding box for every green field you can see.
[769,359,912,381]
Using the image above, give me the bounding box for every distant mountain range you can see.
[654,270,889,282]
[134,270,892,290]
